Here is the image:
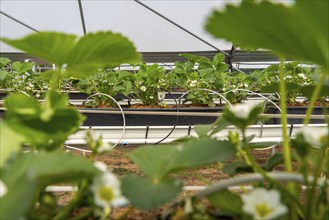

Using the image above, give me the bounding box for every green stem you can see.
[306,146,327,220]
[52,181,88,220]
[116,206,134,220]
[304,70,327,125]
[242,130,304,219]
[49,69,64,92]
[278,59,293,174]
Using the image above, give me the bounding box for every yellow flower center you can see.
[98,186,115,202]
[255,203,273,218]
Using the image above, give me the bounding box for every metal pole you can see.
[77,0,87,35]
[0,11,39,32]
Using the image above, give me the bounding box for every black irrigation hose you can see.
[153,90,180,145]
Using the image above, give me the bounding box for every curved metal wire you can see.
[153,90,179,144]
[82,93,126,148]
[224,89,282,151]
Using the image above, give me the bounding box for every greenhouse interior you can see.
[0,0,328,219]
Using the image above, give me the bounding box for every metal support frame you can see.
[0,11,39,32]
[77,0,87,35]
[133,0,230,57]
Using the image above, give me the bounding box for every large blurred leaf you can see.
[66,32,141,76]
[223,161,253,175]
[121,175,183,209]
[300,85,329,100]
[127,138,236,181]
[0,176,36,220]
[261,82,300,93]
[4,92,84,150]
[205,1,329,69]
[1,151,98,219]
[1,32,77,66]
[2,31,141,77]
[0,120,26,168]
[207,189,243,216]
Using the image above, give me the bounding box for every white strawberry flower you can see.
[298,73,307,79]
[97,143,112,153]
[242,188,288,220]
[90,167,128,211]
[140,86,146,92]
[0,179,7,198]
[158,91,166,100]
[189,80,197,87]
[229,102,259,119]
[298,126,328,148]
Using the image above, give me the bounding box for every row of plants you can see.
[1,54,327,108]
[0,0,328,219]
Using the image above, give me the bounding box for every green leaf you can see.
[1,151,98,219]
[205,1,329,69]
[0,57,11,68]
[3,151,98,187]
[11,61,35,74]
[207,189,243,216]
[127,138,236,180]
[121,175,183,210]
[212,53,225,67]
[2,32,77,66]
[264,153,284,171]
[0,176,36,220]
[0,69,9,82]
[262,82,300,93]
[209,118,232,136]
[4,93,84,150]
[198,62,213,70]
[0,120,26,168]
[194,124,212,138]
[180,53,210,63]
[300,85,329,100]
[2,31,141,77]
[223,161,253,175]
[66,32,141,76]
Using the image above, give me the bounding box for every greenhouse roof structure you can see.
[0,0,291,66]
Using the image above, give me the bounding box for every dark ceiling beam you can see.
[133,0,230,57]
[0,10,39,33]
[0,51,282,64]
[77,0,87,35]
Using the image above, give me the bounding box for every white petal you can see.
[229,103,258,119]
[266,205,288,219]
[94,161,108,172]
[299,126,328,147]
[112,196,129,207]
[0,179,8,197]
